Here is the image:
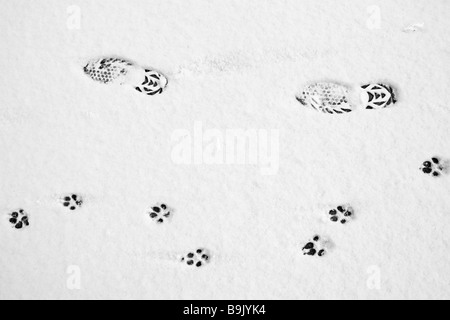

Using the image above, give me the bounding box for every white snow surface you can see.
[1,0,450,300]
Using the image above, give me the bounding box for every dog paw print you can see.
[8,209,29,229]
[147,203,172,224]
[329,205,354,224]
[302,235,327,257]
[60,194,83,211]
[420,157,446,177]
[181,248,211,268]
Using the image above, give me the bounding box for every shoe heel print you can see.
[83,57,168,96]
[134,69,168,96]
[360,83,397,110]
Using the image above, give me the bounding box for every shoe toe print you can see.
[296,82,353,114]
[181,248,211,268]
[84,58,134,85]
[60,194,83,211]
[147,203,172,224]
[329,205,354,224]
[8,210,30,230]
[420,157,446,177]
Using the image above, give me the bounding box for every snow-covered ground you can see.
[1,0,450,300]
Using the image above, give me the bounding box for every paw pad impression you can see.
[296,83,353,114]
[329,205,354,224]
[147,203,172,224]
[60,194,83,211]
[181,248,211,268]
[420,157,446,177]
[8,209,29,229]
[302,235,327,257]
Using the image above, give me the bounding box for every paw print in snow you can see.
[8,209,29,229]
[329,205,354,224]
[147,203,172,224]
[420,157,446,177]
[302,235,327,257]
[181,249,211,268]
[60,194,83,211]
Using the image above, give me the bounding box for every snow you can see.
[1,0,450,300]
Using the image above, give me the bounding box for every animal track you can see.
[302,235,327,257]
[147,203,172,224]
[60,194,83,211]
[329,205,354,224]
[296,83,353,114]
[8,209,29,229]
[360,83,397,109]
[181,248,211,268]
[420,157,446,177]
